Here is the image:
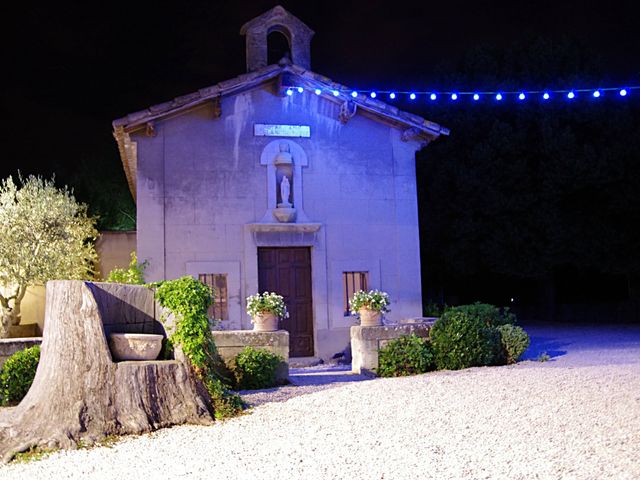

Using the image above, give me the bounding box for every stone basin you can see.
[108,333,164,361]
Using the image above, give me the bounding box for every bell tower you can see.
[240,5,315,72]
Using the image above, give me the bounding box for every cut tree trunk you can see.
[0,281,215,462]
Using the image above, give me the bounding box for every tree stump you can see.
[0,281,215,462]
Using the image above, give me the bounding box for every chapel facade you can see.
[113,6,448,360]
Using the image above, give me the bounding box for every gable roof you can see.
[113,59,449,200]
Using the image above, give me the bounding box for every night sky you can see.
[1,0,639,185]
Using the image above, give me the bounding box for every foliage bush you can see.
[233,347,283,390]
[0,345,40,406]
[449,302,515,327]
[429,306,502,370]
[106,251,148,284]
[152,276,243,418]
[376,334,434,377]
[497,324,530,364]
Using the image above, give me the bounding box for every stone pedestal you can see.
[211,330,289,383]
[350,321,435,375]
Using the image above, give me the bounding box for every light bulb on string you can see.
[473,93,480,101]
[314,88,321,95]
[451,93,458,101]
[409,93,416,100]
[518,93,526,100]
[297,87,304,93]
[370,92,377,98]
[567,91,575,99]
[332,90,339,96]
[286,88,293,96]
[496,93,503,101]
[620,89,628,96]
[351,91,358,98]
[430,93,437,101]
[389,92,396,99]
[593,90,601,98]
[543,92,550,100]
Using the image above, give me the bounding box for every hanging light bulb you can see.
[593,90,601,98]
[389,92,396,99]
[430,93,437,101]
[409,93,416,100]
[567,91,576,99]
[286,88,294,96]
[496,93,503,101]
[297,87,304,93]
[370,91,377,98]
[351,91,358,98]
[518,92,526,100]
[543,92,550,100]
[620,89,628,96]
[473,93,480,101]
[332,90,340,96]
[314,88,321,95]
[451,93,458,101]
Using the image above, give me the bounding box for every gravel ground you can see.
[1,322,639,480]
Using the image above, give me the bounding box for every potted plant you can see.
[246,292,289,331]
[349,289,391,326]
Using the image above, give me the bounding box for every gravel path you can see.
[1,323,639,479]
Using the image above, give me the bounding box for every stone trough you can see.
[350,318,436,375]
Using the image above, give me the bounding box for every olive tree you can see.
[0,175,98,337]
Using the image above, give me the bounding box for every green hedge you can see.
[233,347,283,390]
[430,309,501,370]
[377,334,434,377]
[0,345,40,406]
[497,324,530,364]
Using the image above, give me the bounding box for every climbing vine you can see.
[150,276,243,419]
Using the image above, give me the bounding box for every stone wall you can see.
[351,321,435,375]
[211,330,289,383]
[0,338,42,368]
[95,231,137,280]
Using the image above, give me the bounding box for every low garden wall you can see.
[211,330,289,383]
[351,320,435,375]
[0,337,42,368]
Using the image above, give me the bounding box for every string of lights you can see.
[284,85,639,102]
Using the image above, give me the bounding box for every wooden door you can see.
[258,247,314,357]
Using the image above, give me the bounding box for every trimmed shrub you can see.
[0,345,41,406]
[498,324,530,364]
[376,334,434,377]
[451,302,515,327]
[233,347,283,390]
[430,307,502,370]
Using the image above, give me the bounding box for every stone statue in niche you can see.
[273,143,296,223]
[279,176,291,207]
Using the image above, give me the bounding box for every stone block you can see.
[350,321,434,375]
[211,330,289,383]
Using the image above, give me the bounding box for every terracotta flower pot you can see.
[252,312,279,331]
[358,308,383,326]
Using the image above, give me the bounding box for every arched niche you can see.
[259,139,310,223]
[267,28,292,65]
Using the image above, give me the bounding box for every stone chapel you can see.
[112,6,448,360]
